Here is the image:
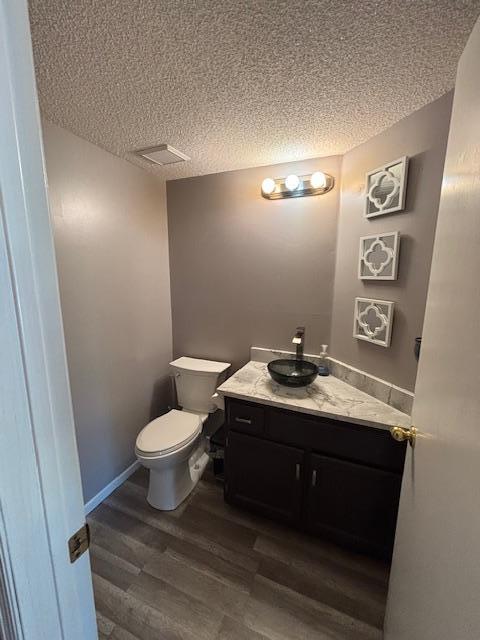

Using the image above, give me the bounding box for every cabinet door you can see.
[225,431,304,525]
[307,454,402,558]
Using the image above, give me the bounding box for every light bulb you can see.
[310,171,327,189]
[285,174,300,191]
[261,177,276,195]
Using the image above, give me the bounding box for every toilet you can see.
[135,356,230,510]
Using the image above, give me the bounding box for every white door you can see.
[0,1,97,638]
[385,16,480,640]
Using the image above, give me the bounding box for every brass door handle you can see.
[390,426,417,447]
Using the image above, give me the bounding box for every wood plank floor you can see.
[88,466,389,640]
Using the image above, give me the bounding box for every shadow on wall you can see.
[404,152,424,212]
[149,376,174,421]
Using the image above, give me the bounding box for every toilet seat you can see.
[135,410,202,458]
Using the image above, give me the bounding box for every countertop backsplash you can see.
[250,347,414,415]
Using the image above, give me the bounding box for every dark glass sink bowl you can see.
[267,359,318,388]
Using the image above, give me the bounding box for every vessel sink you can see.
[267,359,318,388]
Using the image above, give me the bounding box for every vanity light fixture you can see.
[261,170,334,200]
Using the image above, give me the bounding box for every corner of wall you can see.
[329,151,346,351]
[328,94,453,391]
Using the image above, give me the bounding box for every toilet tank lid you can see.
[170,356,231,375]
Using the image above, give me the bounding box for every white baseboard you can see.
[84,459,140,515]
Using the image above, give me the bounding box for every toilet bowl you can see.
[135,357,230,510]
[135,409,208,510]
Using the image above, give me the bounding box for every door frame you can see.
[0,1,97,638]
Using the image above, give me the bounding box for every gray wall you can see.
[167,94,452,391]
[42,122,172,503]
[330,92,453,391]
[167,156,342,371]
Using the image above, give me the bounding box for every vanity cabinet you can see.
[305,454,402,556]
[224,397,405,559]
[225,431,304,525]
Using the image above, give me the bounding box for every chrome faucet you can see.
[292,326,305,360]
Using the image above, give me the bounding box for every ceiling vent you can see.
[137,144,190,165]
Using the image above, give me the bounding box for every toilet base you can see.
[146,445,209,511]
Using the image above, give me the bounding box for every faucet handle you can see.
[293,326,305,345]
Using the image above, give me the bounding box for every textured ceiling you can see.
[29,0,480,180]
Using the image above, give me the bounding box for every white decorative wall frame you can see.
[365,156,409,218]
[358,232,400,280]
[353,297,395,347]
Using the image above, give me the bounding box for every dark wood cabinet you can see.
[306,454,402,558]
[224,397,406,559]
[225,431,304,525]
[227,399,265,436]
[266,408,405,473]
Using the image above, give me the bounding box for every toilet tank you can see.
[170,357,231,413]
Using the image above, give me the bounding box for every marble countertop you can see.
[217,360,410,430]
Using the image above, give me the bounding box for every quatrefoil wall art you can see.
[365,157,409,218]
[359,232,400,280]
[353,298,395,347]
